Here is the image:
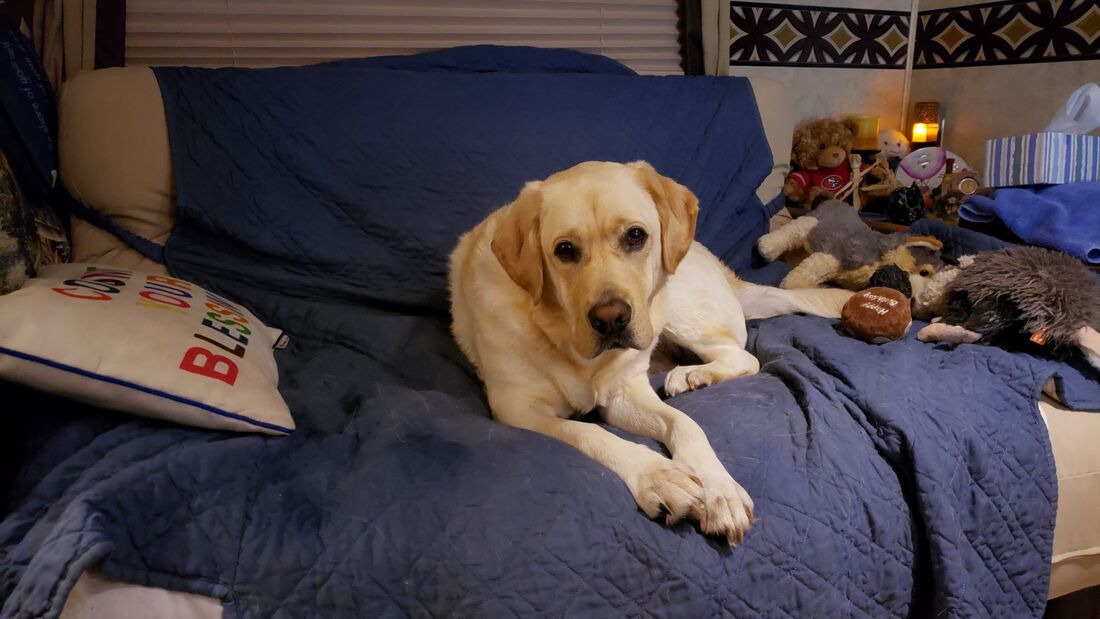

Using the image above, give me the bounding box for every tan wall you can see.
[726,0,915,131]
[908,0,1100,173]
[910,62,1100,173]
[728,0,917,137]
[729,65,910,134]
[731,0,1098,176]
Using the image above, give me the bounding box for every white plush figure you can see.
[877,129,911,159]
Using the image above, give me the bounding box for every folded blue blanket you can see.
[960,182,1100,263]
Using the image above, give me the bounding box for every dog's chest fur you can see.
[542,345,652,416]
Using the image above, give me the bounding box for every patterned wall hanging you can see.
[915,0,1100,68]
[729,2,910,68]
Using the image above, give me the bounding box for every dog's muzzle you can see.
[588,298,638,354]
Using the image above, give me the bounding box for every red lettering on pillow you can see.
[193,333,246,359]
[179,347,239,386]
[52,287,111,301]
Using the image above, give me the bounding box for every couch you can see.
[1,48,1098,617]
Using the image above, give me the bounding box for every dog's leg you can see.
[778,252,841,289]
[664,340,760,397]
[603,375,754,544]
[662,248,763,396]
[488,387,705,524]
[756,215,819,262]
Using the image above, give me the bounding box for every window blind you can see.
[125,0,682,74]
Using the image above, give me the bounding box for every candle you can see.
[912,102,942,144]
[850,114,879,151]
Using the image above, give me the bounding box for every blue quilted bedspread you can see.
[3,48,1100,618]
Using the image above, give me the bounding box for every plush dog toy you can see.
[757,200,948,291]
[915,247,1100,371]
[784,118,860,207]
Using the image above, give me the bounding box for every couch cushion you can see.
[59,67,173,273]
[57,67,794,275]
[1042,396,1100,598]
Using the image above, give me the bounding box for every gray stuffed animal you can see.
[916,247,1100,372]
[757,200,948,293]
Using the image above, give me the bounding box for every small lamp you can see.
[912,102,941,145]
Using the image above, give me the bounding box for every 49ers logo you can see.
[821,174,844,191]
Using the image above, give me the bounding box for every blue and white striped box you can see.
[984,132,1100,188]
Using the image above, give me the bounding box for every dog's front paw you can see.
[664,365,709,397]
[631,458,705,525]
[699,474,754,545]
[665,360,759,397]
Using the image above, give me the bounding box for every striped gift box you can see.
[984,132,1100,188]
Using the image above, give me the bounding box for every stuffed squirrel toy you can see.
[784,118,862,207]
[757,200,948,292]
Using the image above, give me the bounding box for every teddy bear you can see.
[757,200,949,292]
[784,118,859,207]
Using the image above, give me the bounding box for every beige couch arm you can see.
[59,67,175,273]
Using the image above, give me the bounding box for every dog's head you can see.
[490,161,698,359]
[880,235,949,297]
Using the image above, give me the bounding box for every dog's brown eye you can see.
[920,269,931,277]
[625,227,648,248]
[554,241,578,262]
[819,143,826,149]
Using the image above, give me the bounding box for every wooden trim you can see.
[94,0,124,68]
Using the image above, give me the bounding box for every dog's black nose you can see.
[588,299,632,336]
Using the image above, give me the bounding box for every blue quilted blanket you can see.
[3,47,1100,618]
[960,182,1100,264]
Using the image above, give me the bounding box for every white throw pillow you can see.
[0,263,294,434]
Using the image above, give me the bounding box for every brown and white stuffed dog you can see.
[757,200,948,293]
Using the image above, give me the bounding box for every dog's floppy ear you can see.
[491,181,545,299]
[629,161,699,273]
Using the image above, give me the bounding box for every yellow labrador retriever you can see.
[449,161,851,544]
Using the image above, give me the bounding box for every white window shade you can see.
[125,0,683,75]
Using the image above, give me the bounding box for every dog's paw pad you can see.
[664,367,688,397]
[699,475,755,546]
[665,366,713,396]
[686,368,712,390]
[666,362,757,397]
[633,460,704,524]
